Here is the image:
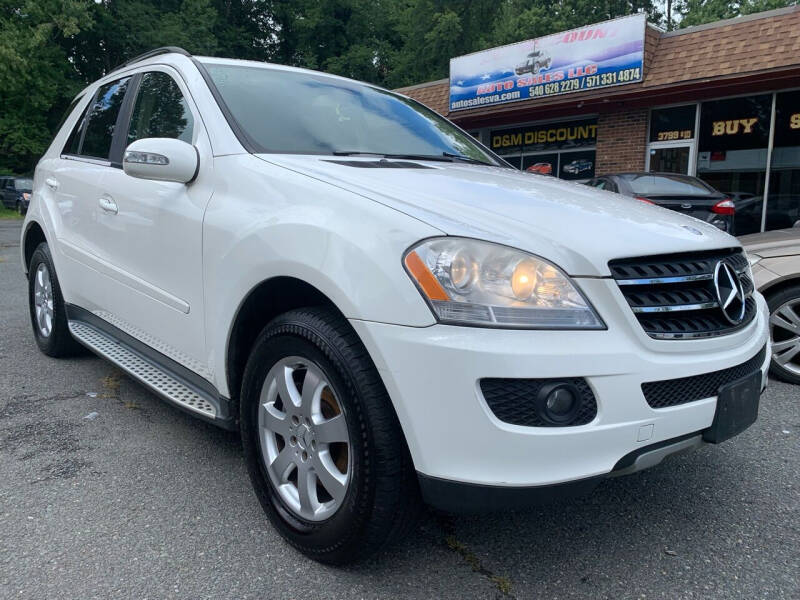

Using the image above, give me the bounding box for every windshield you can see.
[15,178,33,190]
[623,174,717,197]
[201,62,502,165]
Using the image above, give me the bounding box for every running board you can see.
[68,320,217,419]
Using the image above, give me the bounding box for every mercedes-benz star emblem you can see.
[680,224,703,236]
[713,261,746,324]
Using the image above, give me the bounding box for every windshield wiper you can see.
[440,152,491,165]
[332,150,491,166]
[332,151,452,162]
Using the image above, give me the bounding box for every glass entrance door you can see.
[649,145,691,174]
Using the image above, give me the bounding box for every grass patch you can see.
[0,205,23,219]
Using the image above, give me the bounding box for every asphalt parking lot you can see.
[0,218,798,599]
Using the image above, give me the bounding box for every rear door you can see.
[44,76,134,309]
[91,67,214,381]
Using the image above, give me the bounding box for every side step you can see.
[68,320,217,418]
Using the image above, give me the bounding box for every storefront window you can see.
[766,91,800,231]
[649,105,696,142]
[490,118,597,180]
[696,94,771,235]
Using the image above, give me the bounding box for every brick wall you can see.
[595,108,648,174]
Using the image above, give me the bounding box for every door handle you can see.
[45,177,59,190]
[98,196,118,215]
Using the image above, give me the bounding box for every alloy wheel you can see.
[769,298,800,376]
[33,263,54,338]
[258,356,351,521]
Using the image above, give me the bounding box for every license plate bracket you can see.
[703,370,761,444]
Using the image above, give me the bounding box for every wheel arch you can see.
[21,220,48,274]
[760,274,800,300]
[225,276,346,405]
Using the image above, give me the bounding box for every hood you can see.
[256,155,739,276]
[739,228,800,258]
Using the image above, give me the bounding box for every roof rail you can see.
[112,46,191,73]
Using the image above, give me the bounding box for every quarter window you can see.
[58,95,86,155]
[127,72,194,145]
[63,104,88,156]
[80,77,132,159]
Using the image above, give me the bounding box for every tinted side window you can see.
[127,72,194,145]
[57,95,85,155]
[63,103,89,156]
[81,77,131,159]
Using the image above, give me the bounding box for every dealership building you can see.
[397,6,800,235]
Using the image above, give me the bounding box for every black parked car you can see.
[585,173,735,233]
[1,176,33,215]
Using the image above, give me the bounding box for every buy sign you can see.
[711,118,758,136]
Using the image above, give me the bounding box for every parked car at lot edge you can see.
[586,173,735,233]
[727,192,800,234]
[1,176,33,215]
[22,47,769,564]
[740,227,800,384]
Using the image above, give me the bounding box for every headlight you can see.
[404,238,604,329]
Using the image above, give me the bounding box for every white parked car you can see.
[22,48,769,564]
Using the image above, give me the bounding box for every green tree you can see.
[488,0,661,46]
[0,0,93,173]
[70,0,219,82]
[384,0,506,87]
[677,0,795,27]
[1,0,795,174]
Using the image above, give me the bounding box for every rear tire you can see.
[27,242,83,357]
[766,284,800,385]
[240,307,421,564]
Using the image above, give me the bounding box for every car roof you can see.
[93,48,397,108]
[194,55,391,95]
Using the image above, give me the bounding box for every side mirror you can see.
[123,138,198,184]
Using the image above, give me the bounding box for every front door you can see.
[94,68,215,382]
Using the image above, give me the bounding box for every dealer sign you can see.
[449,14,646,112]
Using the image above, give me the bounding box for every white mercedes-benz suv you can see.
[22,47,769,564]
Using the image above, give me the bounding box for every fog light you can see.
[536,383,580,424]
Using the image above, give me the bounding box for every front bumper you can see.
[417,431,712,512]
[350,279,770,492]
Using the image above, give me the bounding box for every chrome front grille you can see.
[609,248,756,339]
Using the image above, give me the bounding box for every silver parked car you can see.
[741,227,800,384]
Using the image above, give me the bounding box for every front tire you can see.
[240,307,420,564]
[766,284,800,384]
[27,242,82,357]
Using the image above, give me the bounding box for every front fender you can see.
[203,155,441,395]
